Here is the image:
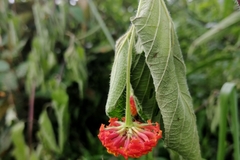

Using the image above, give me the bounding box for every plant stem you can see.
[125,27,135,127]
[28,82,36,153]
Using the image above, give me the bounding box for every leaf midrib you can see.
[110,32,130,107]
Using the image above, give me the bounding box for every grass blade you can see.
[88,0,115,49]
[217,82,239,160]
[188,11,240,55]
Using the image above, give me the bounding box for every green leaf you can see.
[1,71,18,90]
[16,62,28,78]
[11,123,27,160]
[105,31,130,118]
[51,88,69,153]
[221,0,235,17]
[11,122,37,160]
[0,127,11,156]
[0,60,10,72]
[69,6,84,23]
[8,20,18,49]
[217,82,239,160]
[64,44,88,99]
[38,110,60,153]
[26,50,44,93]
[132,0,201,159]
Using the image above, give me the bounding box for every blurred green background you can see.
[0,0,239,159]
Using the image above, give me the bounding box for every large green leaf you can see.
[105,32,131,118]
[131,0,201,159]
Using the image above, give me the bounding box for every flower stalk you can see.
[125,27,135,127]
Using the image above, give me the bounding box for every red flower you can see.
[130,96,137,116]
[98,118,162,159]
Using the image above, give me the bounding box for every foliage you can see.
[0,0,239,160]
[106,0,201,159]
[217,82,239,160]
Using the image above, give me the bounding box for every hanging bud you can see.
[130,95,137,116]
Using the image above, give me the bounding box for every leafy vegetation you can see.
[0,0,239,159]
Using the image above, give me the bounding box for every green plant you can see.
[0,0,239,159]
[217,82,239,160]
[102,0,201,159]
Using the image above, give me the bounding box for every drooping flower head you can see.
[98,117,162,159]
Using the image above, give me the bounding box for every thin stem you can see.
[77,25,101,40]
[125,27,135,127]
[28,82,36,153]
